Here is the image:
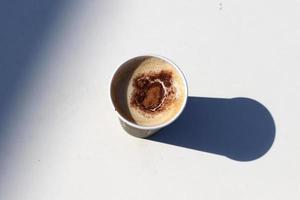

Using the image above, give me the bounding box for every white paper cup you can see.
[110,55,188,138]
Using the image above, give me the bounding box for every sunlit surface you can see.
[1,0,300,199]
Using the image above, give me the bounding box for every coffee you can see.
[127,57,186,126]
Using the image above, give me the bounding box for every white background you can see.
[1,0,300,199]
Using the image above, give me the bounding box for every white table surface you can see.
[1,0,299,199]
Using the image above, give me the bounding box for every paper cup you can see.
[110,55,188,138]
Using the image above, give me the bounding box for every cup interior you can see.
[110,56,147,123]
[110,55,188,129]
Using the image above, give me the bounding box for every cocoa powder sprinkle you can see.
[130,70,175,114]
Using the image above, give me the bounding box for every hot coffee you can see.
[127,57,186,126]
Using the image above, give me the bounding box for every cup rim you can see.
[110,54,188,130]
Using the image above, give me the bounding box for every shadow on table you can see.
[148,97,276,161]
[0,1,67,132]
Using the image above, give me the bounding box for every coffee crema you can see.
[127,57,186,126]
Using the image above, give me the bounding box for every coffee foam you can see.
[127,57,186,126]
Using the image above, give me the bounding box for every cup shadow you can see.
[148,96,276,161]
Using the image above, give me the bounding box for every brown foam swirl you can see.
[130,70,176,115]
